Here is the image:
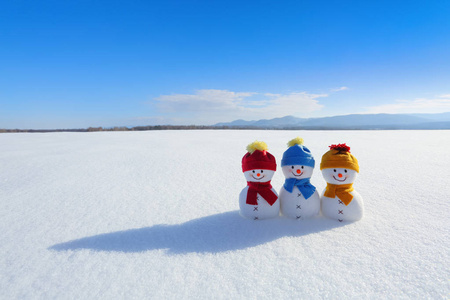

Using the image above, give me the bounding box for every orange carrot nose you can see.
[296,169,301,174]
[338,173,343,178]
[257,173,261,177]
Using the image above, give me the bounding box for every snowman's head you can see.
[281,137,315,179]
[244,169,275,182]
[242,141,277,182]
[321,167,357,185]
[282,165,314,179]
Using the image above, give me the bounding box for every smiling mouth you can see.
[333,176,347,182]
[291,171,303,177]
[252,175,265,180]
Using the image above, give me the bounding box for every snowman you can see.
[320,143,363,222]
[239,141,279,220]
[279,137,320,219]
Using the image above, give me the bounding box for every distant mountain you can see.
[410,112,450,121]
[215,116,305,127]
[214,113,450,129]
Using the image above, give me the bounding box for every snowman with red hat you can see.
[279,137,320,219]
[320,143,364,222]
[239,141,279,220]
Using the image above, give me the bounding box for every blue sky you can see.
[1,0,450,128]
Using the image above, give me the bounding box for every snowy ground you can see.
[1,130,449,299]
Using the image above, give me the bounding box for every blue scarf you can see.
[283,178,316,200]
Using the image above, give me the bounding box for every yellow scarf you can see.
[324,183,354,206]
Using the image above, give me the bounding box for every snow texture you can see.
[1,130,449,299]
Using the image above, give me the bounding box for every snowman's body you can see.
[279,165,320,219]
[280,187,320,219]
[321,189,363,222]
[320,167,364,222]
[239,185,280,220]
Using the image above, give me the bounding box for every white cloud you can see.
[364,95,450,114]
[153,89,325,124]
[331,86,349,92]
[155,90,254,112]
[253,92,325,115]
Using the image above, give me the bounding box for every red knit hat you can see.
[242,141,277,172]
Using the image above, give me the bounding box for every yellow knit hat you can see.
[320,143,359,173]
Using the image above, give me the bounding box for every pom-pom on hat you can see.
[320,143,359,173]
[242,141,277,172]
[281,137,315,168]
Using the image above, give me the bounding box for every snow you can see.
[1,130,449,299]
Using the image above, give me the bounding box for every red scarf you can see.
[246,181,278,206]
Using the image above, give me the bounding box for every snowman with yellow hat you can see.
[320,143,364,222]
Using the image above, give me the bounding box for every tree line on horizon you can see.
[3,123,448,133]
[0,125,262,133]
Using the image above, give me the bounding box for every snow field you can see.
[1,130,449,299]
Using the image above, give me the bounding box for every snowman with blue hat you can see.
[279,137,321,219]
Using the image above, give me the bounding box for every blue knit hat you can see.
[281,137,315,168]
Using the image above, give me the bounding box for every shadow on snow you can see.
[49,210,348,254]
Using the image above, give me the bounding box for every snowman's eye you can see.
[301,166,304,169]
[333,169,336,172]
[261,170,264,173]
[291,166,294,169]
[344,169,347,173]
[252,170,255,173]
